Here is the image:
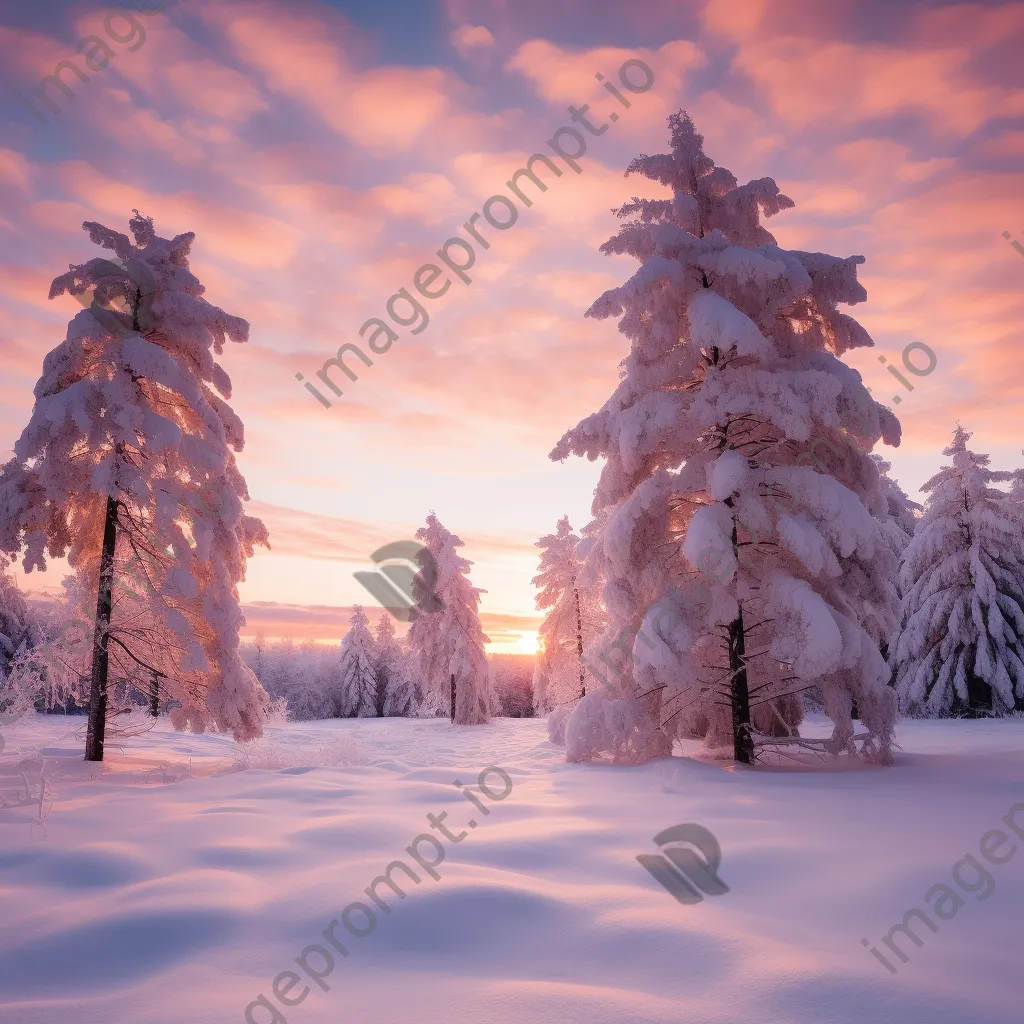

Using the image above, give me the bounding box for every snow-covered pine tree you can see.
[406,513,494,724]
[873,455,921,554]
[865,453,922,683]
[0,557,44,720]
[551,111,901,766]
[336,606,378,717]
[892,425,1024,717]
[1005,452,1024,522]
[0,212,269,760]
[371,614,416,717]
[532,516,607,714]
[0,557,34,681]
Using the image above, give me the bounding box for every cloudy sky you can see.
[2,0,1023,652]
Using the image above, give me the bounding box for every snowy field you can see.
[1,713,1022,1024]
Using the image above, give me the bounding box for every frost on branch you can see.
[371,614,417,718]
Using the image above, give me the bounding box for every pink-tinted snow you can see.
[0,714,1021,1024]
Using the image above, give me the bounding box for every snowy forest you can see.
[2,115,1023,769]
[2,3,1023,1019]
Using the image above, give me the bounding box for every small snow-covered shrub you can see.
[262,695,290,725]
[547,705,571,745]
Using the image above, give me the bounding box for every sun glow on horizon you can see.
[513,631,540,655]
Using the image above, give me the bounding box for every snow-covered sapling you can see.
[532,516,607,715]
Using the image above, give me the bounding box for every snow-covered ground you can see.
[1,712,1022,1024]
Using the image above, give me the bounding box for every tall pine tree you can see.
[551,112,900,765]
[336,606,378,717]
[893,426,1024,716]
[371,614,416,717]
[406,513,494,724]
[0,213,269,759]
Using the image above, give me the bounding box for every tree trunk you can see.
[728,607,753,764]
[574,581,585,699]
[150,670,160,718]
[966,671,993,717]
[85,495,118,762]
[725,499,753,764]
[450,673,456,723]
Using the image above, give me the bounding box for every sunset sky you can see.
[2,0,1023,653]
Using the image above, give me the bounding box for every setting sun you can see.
[514,631,540,655]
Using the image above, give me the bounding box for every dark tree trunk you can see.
[149,671,160,717]
[85,495,118,762]
[450,673,456,723]
[725,499,753,764]
[574,581,585,699]
[728,607,753,764]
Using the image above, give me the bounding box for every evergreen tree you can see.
[1005,452,1024,521]
[873,455,921,555]
[406,513,494,724]
[372,614,416,717]
[550,111,900,765]
[0,557,34,681]
[0,212,269,759]
[868,454,921,680]
[532,516,606,714]
[893,426,1024,716]
[336,606,377,717]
